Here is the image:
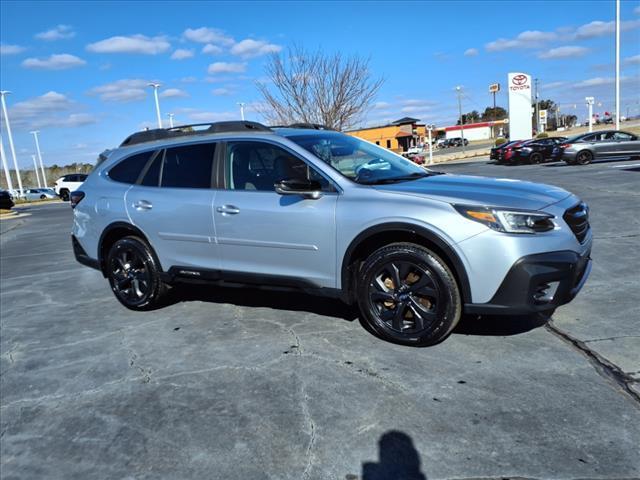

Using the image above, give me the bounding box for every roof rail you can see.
[286,123,335,130]
[119,121,272,147]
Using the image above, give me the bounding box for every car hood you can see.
[374,173,572,210]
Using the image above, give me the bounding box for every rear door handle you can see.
[216,205,240,215]
[133,200,153,210]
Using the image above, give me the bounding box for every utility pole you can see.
[0,91,23,194]
[32,155,42,188]
[167,113,174,128]
[1,136,14,192]
[534,78,539,134]
[615,0,620,130]
[426,125,434,165]
[30,130,47,187]
[148,83,162,128]
[455,86,465,152]
[237,102,246,121]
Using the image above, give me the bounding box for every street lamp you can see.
[426,124,434,165]
[585,97,595,133]
[237,102,246,121]
[1,136,14,192]
[30,130,47,187]
[455,86,465,152]
[0,91,23,194]
[32,154,42,188]
[148,83,162,128]
[167,113,174,128]
[615,0,620,130]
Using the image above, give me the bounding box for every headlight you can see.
[454,205,555,234]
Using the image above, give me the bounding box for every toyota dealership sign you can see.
[508,72,533,140]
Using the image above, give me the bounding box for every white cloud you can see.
[230,39,281,58]
[575,19,640,39]
[88,78,151,102]
[35,25,75,41]
[159,88,188,98]
[624,54,640,65]
[86,35,170,54]
[180,76,198,83]
[464,48,478,57]
[176,107,237,123]
[372,101,390,110]
[486,30,557,51]
[170,48,194,60]
[212,88,233,96]
[202,43,223,55]
[542,81,568,90]
[635,5,640,15]
[207,62,246,74]
[575,76,618,88]
[183,27,234,45]
[538,46,590,59]
[0,43,26,55]
[6,91,96,130]
[22,53,86,70]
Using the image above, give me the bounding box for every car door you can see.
[125,141,220,272]
[611,132,640,157]
[591,132,618,158]
[214,140,338,288]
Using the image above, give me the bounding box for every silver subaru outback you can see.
[72,121,592,346]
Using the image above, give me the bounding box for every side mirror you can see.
[275,178,323,200]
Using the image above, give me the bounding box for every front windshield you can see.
[286,132,432,184]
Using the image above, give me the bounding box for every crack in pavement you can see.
[299,377,316,480]
[545,321,640,406]
[583,335,640,343]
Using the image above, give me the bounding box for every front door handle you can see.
[133,200,153,211]
[216,205,240,215]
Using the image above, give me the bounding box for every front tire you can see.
[529,152,543,164]
[356,243,462,346]
[106,236,167,311]
[60,189,69,201]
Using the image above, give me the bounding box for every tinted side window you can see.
[226,141,331,192]
[108,151,156,184]
[613,132,634,141]
[160,143,216,189]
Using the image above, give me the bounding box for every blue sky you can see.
[1,0,639,167]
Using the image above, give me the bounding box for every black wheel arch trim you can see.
[97,221,160,276]
[341,222,472,304]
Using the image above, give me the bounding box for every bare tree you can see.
[256,46,383,131]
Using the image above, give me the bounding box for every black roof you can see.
[392,117,421,125]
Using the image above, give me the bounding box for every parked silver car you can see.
[72,122,592,346]
[22,188,57,201]
[555,130,640,165]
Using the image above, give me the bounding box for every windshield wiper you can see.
[360,172,431,185]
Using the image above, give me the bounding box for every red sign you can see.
[510,74,531,91]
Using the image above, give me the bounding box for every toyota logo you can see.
[512,74,528,86]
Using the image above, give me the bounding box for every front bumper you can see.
[465,250,592,315]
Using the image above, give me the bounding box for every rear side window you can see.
[108,151,156,184]
[160,143,216,189]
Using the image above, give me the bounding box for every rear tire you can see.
[106,236,168,311]
[576,150,593,165]
[529,152,543,164]
[356,243,462,347]
[60,189,70,201]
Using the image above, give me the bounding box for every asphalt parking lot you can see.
[1,157,639,479]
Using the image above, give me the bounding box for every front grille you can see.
[563,202,590,243]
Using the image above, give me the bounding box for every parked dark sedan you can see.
[552,130,640,164]
[0,190,14,210]
[512,137,567,164]
[491,140,526,164]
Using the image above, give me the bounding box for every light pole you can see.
[237,102,245,121]
[615,0,620,130]
[585,97,595,133]
[0,91,23,194]
[148,83,162,128]
[534,78,539,134]
[455,86,465,152]
[30,130,47,187]
[426,124,434,165]
[32,155,42,188]
[1,136,14,192]
[167,113,174,128]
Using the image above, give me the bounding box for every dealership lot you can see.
[1,159,639,479]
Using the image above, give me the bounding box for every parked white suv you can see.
[54,174,87,201]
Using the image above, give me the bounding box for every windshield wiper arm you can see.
[361,172,431,185]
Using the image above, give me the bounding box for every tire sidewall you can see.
[530,153,543,164]
[576,150,593,165]
[356,243,461,346]
[106,236,164,310]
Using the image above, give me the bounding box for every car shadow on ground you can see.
[163,283,550,336]
[164,283,359,321]
[454,312,550,336]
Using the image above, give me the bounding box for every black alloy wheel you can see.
[60,190,69,201]
[357,243,461,346]
[576,150,593,165]
[106,236,167,310]
[529,152,543,164]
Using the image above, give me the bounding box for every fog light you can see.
[533,281,560,304]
